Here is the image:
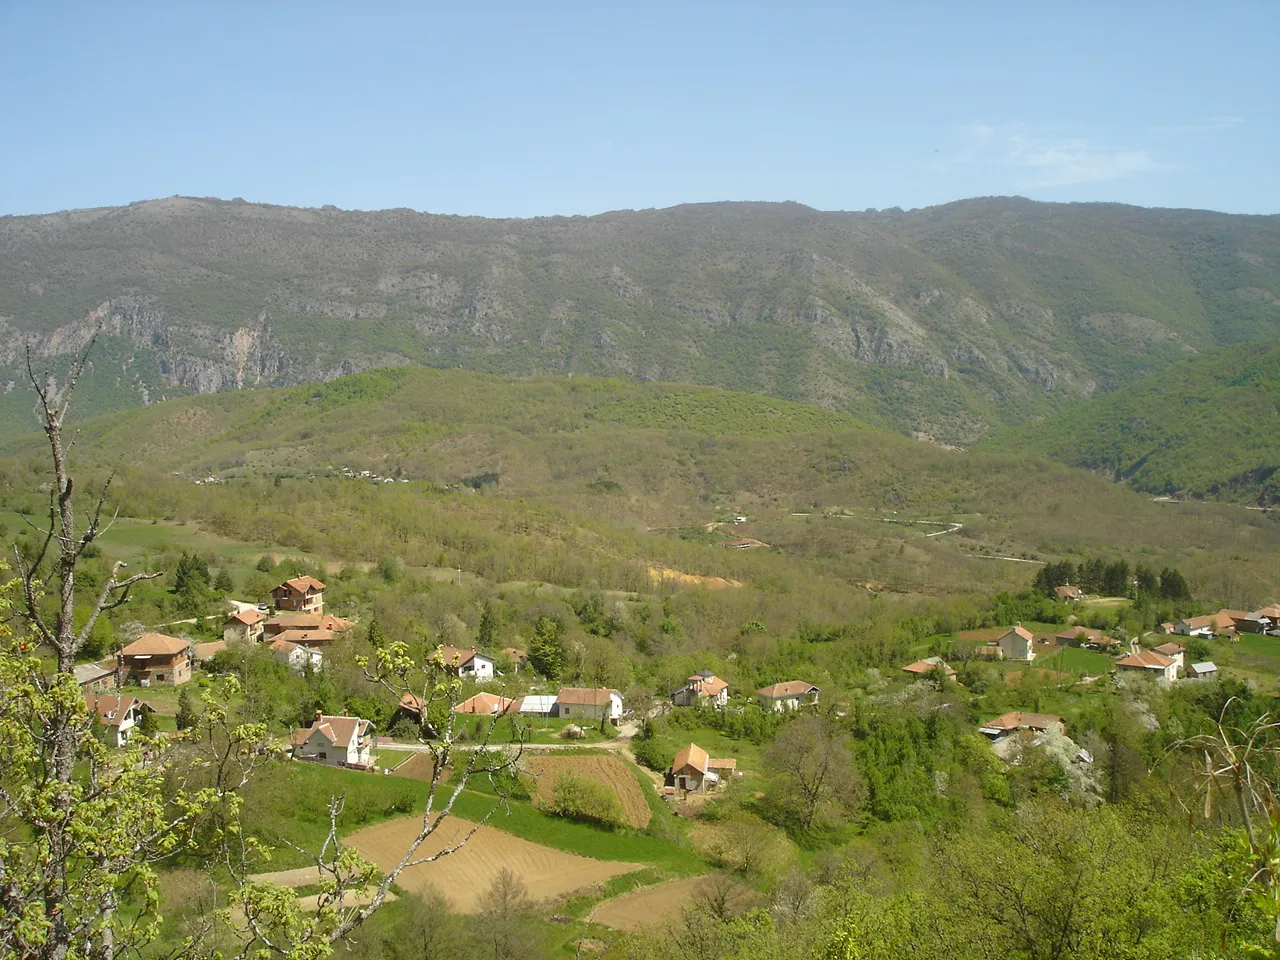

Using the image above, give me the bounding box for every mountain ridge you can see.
[2,194,1278,445]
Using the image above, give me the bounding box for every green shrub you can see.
[549,772,624,826]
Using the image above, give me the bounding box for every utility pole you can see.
[457,567,462,587]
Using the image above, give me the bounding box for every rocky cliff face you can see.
[1,195,1276,442]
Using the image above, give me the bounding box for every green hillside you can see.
[2,196,1278,445]
[986,343,1280,503]
[7,366,1280,602]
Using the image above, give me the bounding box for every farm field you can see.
[345,815,641,912]
[522,754,653,829]
[588,875,758,932]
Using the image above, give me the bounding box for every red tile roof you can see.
[672,742,710,775]
[1153,642,1185,656]
[278,576,326,594]
[901,657,957,676]
[683,674,729,697]
[453,692,522,716]
[756,680,819,699]
[1116,650,1175,670]
[556,686,619,706]
[120,633,191,657]
[982,711,1063,732]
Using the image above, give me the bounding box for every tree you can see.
[213,568,235,595]
[1160,566,1191,601]
[763,715,864,834]
[477,600,498,649]
[528,616,563,681]
[176,684,199,731]
[1,338,523,960]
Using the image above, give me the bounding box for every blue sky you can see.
[2,2,1276,217]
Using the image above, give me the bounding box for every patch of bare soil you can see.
[346,815,640,913]
[647,566,742,589]
[588,875,756,932]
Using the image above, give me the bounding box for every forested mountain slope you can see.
[2,196,1278,445]
[985,343,1280,504]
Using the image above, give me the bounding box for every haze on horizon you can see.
[2,2,1277,219]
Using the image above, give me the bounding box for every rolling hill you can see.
[2,195,1278,446]
[6,366,1280,604]
[985,343,1280,504]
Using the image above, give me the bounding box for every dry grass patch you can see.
[523,754,652,829]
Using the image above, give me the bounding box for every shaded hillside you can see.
[985,343,1280,503]
[2,196,1278,445]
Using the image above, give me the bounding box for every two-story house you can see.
[290,712,374,769]
[223,608,266,644]
[671,670,729,708]
[118,633,194,686]
[272,576,326,614]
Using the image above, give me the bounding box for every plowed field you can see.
[346,815,640,912]
[588,876,755,931]
[523,754,652,829]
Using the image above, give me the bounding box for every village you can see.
[76,568,1280,808]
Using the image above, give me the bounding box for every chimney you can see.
[315,709,323,721]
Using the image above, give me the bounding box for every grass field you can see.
[1036,646,1116,676]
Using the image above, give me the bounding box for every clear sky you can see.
[2,2,1276,218]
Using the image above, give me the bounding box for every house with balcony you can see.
[272,576,326,614]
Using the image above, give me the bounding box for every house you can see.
[454,692,522,717]
[1152,642,1186,669]
[271,628,342,648]
[73,661,117,693]
[437,645,495,681]
[193,640,227,663]
[1115,649,1179,682]
[1055,625,1113,649]
[555,687,623,723]
[978,711,1064,742]
[118,633,194,686]
[997,625,1036,662]
[273,576,326,614]
[1159,622,1175,634]
[223,608,265,644]
[1186,661,1219,679]
[502,647,530,671]
[85,694,152,747]
[517,694,558,717]
[1054,585,1082,601]
[901,656,957,678]
[1175,610,1249,638]
[672,671,730,708]
[263,613,354,637]
[727,538,753,550]
[269,637,324,673]
[668,742,737,793]
[755,680,820,712]
[290,712,374,769]
[1232,613,1273,635]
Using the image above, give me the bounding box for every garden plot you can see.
[346,815,639,912]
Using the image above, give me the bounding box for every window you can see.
[156,673,165,682]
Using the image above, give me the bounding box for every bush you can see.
[632,736,675,772]
[549,772,624,826]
